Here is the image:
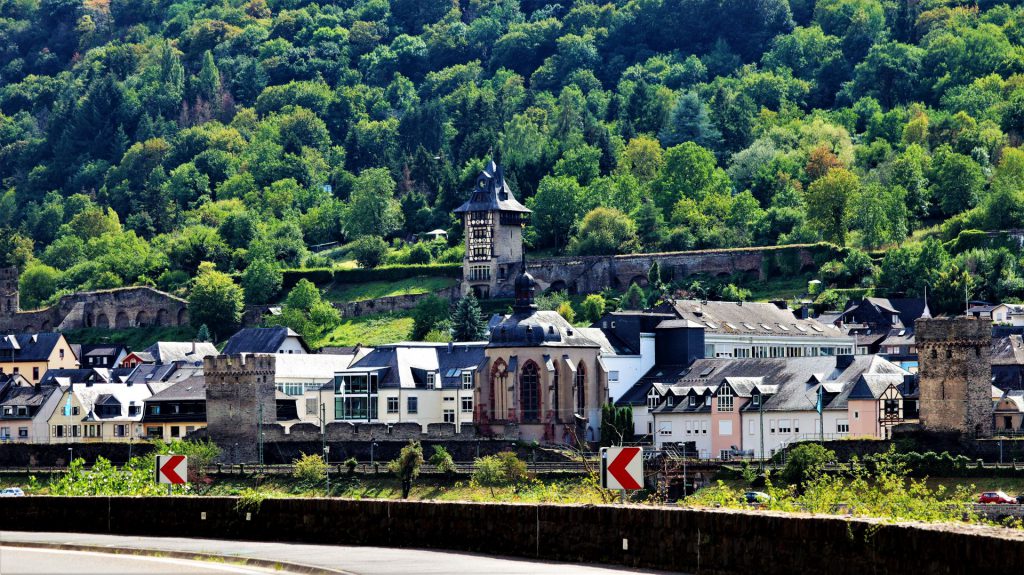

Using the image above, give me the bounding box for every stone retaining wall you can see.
[1,496,1021,574]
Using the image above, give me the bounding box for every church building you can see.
[454,161,530,299]
[477,263,607,443]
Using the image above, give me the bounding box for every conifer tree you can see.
[451,294,487,342]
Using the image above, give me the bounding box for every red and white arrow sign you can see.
[601,446,643,490]
[156,455,188,484]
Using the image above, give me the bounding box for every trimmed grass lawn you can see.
[316,313,415,347]
[324,277,456,303]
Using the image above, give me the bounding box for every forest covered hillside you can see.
[2,0,1024,327]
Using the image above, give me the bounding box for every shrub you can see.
[293,453,328,483]
[580,294,606,324]
[344,457,358,474]
[472,451,530,495]
[388,441,424,499]
[557,301,576,323]
[351,235,389,268]
[408,242,432,264]
[429,445,457,474]
[782,443,835,486]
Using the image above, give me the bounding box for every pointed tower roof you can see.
[453,160,531,214]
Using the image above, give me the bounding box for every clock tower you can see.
[454,161,531,299]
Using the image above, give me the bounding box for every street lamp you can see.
[371,442,379,470]
[67,447,73,467]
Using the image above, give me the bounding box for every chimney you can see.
[447,341,453,354]
[800,304,810,319]
[191,340,196,355]
[771,300,788,310]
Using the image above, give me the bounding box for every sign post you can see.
[156,454,188,494]
[600,447,643,503]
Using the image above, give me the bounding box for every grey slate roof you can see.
[662,300,843,338]
[344,342,487,390]
[993,336,1024,366]
[39,368,110,386]
[0,333,66,362]
[146,376,206,401]
[144,342,218,364]
[620,355,907,413]
[222,327,310,355]
[453,161,531,215]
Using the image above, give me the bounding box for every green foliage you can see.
[472,452,531,495]
[241,258,283,304]
[50,456,180,496]
[568,207,640,256]
[19,262,61,309]
[782,443,836,486]
[410,295,450,341]
[429,445,457,475]
[389,441,424,499]
[580,294,606,324]
[620,283,647,311]
[292,453,328,484]
[600,403,635,447]
[188,262,244,340]
[351,236,389,269]
[267,279,340,344]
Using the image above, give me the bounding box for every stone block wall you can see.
[0,285,188,333]
[916,317,994,437]
[4,496,1024,575]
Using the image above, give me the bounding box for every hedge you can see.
[281,264,462,290]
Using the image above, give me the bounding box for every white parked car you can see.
[0,487,25,497]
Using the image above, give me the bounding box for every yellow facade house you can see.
[0,333,78,385]
[47,381,152,442]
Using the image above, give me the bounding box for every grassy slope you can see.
[316,313,415,347]
[323,276,457,303]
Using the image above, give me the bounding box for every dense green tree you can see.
[527,176,584,250]
[346,168,404,238]
[19,262,61,309]
[411,295,450,340]
[188,262,244,337]
[568,207,640,256]
[805,168,859,246]
[659,92,723,150]
[929,146,985,216]
[241,258,282,304]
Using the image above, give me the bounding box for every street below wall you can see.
[0,532,670,575]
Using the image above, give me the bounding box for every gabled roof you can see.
[144,341,218,365]
[0,384,58,408]
[453,160,531,215]
[0,333,67,362]
[343,342,487,389]
[70,382,153,421]
[222,327,310,355]
[992,336,1024,366]
[39,368,111,387]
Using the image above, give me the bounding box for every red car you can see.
[978,491,1016,504]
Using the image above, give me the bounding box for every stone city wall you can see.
[3,496,1023,575]
[0,285,188,333]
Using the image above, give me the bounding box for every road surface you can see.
[0,546,281,574]
[0,532,672,575]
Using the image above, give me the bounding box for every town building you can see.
[75,344,128,369]
[585,312,665,403]
[331,342,484,431]
[47,380,154,442]
[454,161,531,299]
[654,299,856,359]
[0,333,78,384]
[0,375,62,443]
[644,354,911,458]
[222,327,310,355]
[916,316,993,437]
[141,376,207,441]
[478,267,606,442]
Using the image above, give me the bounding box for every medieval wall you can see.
[0,283,188,333]
[513,244,827,297]
[916,317,994,437]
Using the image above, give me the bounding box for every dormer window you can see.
[427,372,435,387]
[666,396,674,407]
[689,396,696,407]
[752,393,761,407]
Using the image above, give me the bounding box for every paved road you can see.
[0,532,671,575]
[0,546,281,574]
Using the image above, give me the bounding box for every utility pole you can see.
[759,398,765,472]
[321,401,329,496]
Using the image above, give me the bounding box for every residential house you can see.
[141,376,207,441]
[585,312,665,403]
[0,374,62,443]
[77,345,128,369]
[992,335,1024,393]
[271,352,363,425]
[836,297,930,368]
[968,303,1024,325]
[222,327,310,355]
[643,354,911,458]
[119,351,154,368]
[331,342,484,432]
[0,333,77,384]
[47,381,153,442]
